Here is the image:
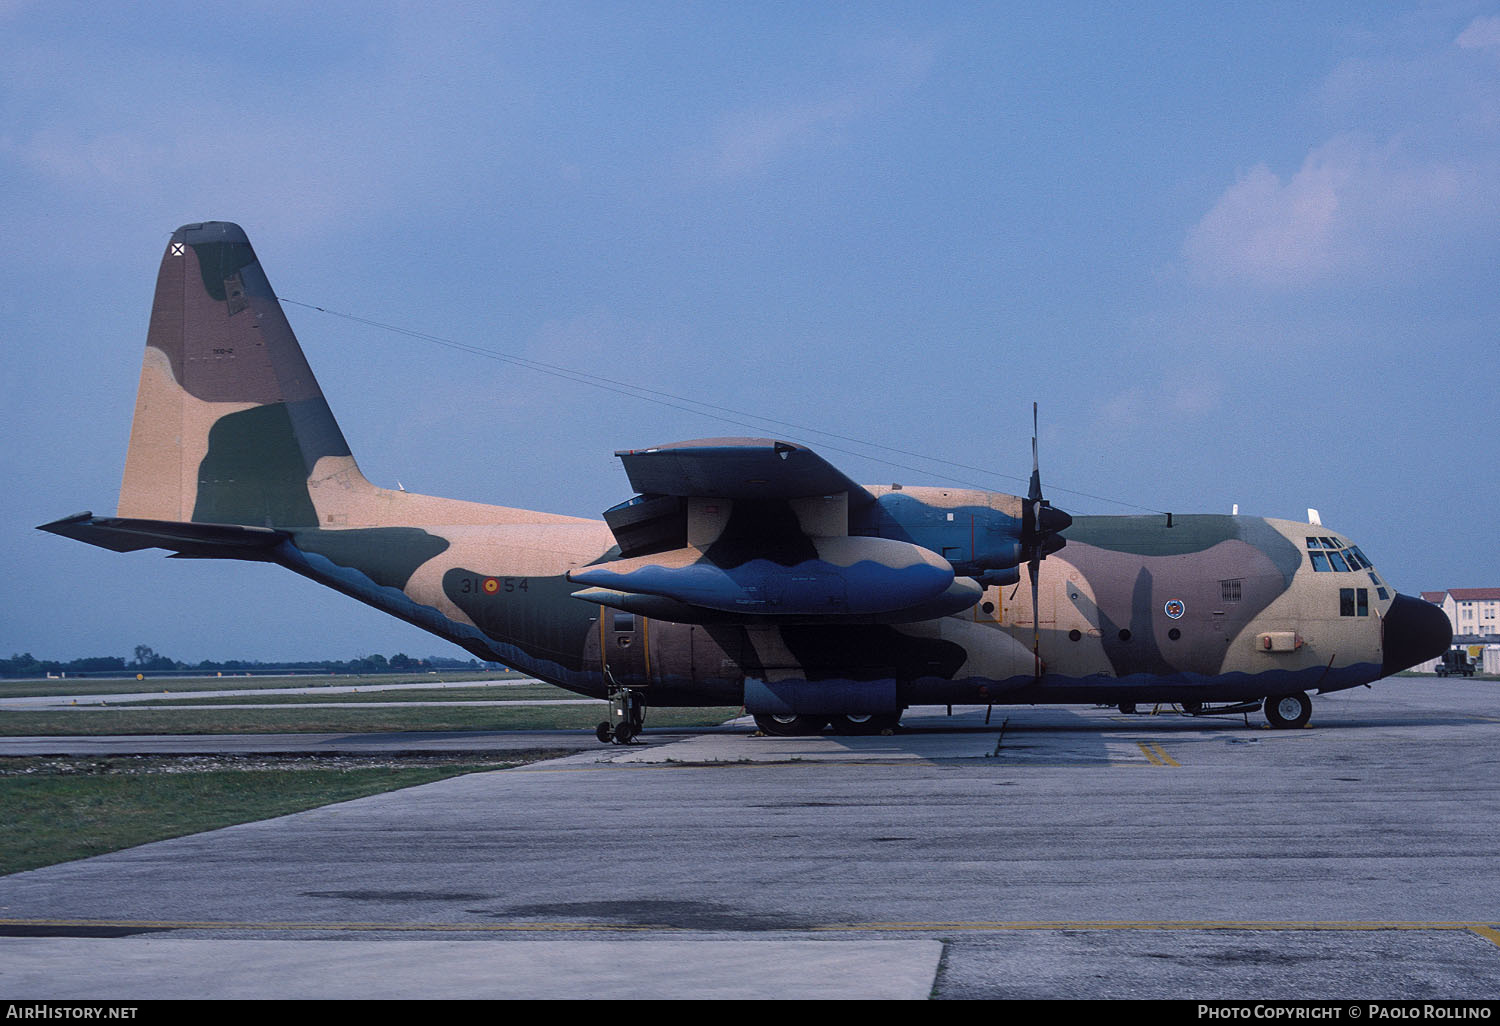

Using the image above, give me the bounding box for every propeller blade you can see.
[1028,402,1042,504]
[1031,551,1042,678]
[1023,402,1068,679]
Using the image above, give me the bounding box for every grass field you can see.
[0,671,744,735]
[0,672,745,874]
[0,752,567,876]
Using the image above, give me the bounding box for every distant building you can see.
[1419,589,1500,674]
[1421,588,1500,639]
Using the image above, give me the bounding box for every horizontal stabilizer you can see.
[38,512,285,560]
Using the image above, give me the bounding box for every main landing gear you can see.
[1262,691,1312,730]
[595,686,646,745]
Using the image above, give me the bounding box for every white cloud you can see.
[1456,15,1500,51]
[690,34,938,179]
[1184,142,1349,286]
[1183,18,1500,290]
[1096,376,1222,434]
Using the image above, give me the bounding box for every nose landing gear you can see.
[1262,691,1312,729]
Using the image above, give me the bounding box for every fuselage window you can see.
[1339,588,1370,617]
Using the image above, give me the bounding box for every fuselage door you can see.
[599,611,653,688]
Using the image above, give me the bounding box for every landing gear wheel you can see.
[753,713,827,737]
[1119,702,1137,715]
[604,685,646,744]
[830,712,901,736]
[1263,691,1312,729]
[1181,700,1202,715]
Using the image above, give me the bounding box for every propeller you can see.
[1020,403,1072,678]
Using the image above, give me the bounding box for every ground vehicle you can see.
[1435,650,1477,677]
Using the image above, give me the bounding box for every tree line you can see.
[0,645,499,678]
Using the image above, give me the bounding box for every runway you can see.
[2,680,1498,999]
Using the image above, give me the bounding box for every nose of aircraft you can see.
[1381,594,1453,677]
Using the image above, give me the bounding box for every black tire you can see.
[1181,700,1203,715]
[1263,691,1312,729]
[613,722,635,744]
[753,713,827,737]
[1119,702,1137,715]
[595,721,613,744]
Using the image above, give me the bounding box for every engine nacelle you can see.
[570,535,964,618]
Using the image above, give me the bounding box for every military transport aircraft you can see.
[40,222,1452,742]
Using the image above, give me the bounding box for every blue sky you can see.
[4,2,1497,663]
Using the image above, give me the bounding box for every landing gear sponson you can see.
[752,712,902,737]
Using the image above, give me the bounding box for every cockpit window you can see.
[1306,537,1373,574]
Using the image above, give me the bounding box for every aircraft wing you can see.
[574,438,982,625]
[615,438,874,503]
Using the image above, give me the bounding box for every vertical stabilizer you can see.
[118,222,370,527]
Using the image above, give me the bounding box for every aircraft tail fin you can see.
[118,222,372,528]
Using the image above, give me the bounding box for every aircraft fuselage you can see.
[40,222,1452,736]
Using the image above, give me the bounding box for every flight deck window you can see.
[1340,588,1355,616]
[1368,572,1388,601]
[1307,537,1370,573]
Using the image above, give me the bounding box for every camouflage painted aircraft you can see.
[40,222,1452,741]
